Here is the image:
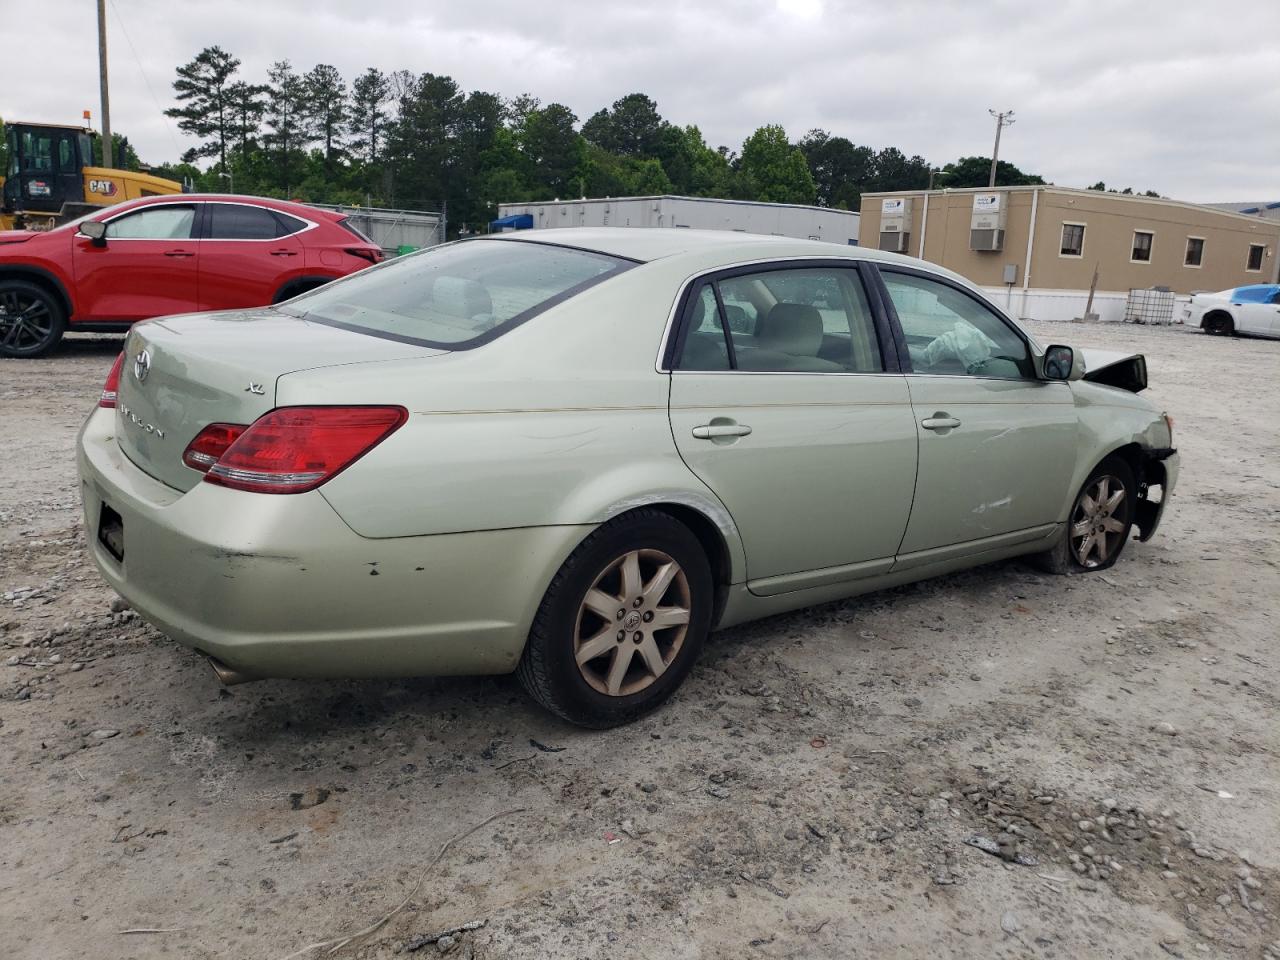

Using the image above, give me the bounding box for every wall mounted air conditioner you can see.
[969,193,1008,251]
[878,197,912,252]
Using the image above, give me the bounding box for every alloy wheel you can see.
[573,548,691,697]
[0,289,55,353]
[1070,474,1127,568]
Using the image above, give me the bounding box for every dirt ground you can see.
[2,321,1277,960]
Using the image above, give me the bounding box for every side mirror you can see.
[80,220,107,246]
[1043,344,1082,381]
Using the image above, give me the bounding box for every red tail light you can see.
[99,353,125,408]
[182,423,247,473]
[200,406,407,494]
[345,246,382,264]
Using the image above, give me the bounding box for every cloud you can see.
[3,0,1277,201]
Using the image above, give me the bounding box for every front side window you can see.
[1131,230,1153,263]
[1185,237,1205,267]
[1060,223,1085,257]
[675,266,883,373]
[1247,244,1265,272]
[882,271,1033,379]
[103,205,196,240]
[206,203,288,240]
[282,239,632,349]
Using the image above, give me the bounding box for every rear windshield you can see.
[280,238,634,348]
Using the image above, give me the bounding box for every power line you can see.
[108,0,182,160]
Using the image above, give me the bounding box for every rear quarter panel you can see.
[278,258,748,580]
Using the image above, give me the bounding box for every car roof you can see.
[485,228,977,288]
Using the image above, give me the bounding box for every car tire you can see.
[1029,456,1136,575]
[516,508,713,728]
[1202,312,1234,337]
[0,279,66,358]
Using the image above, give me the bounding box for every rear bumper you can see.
[77,407,589,679]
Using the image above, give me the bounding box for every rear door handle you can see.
[692,423,752,440]
[921,415,962,431]
[270,249,298,257]
[163,249,194,258]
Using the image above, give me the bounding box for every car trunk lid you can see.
[114,308,444,491]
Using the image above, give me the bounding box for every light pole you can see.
[987,109,1015,188]
[218,170,234,194]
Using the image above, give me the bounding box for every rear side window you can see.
[205,203,288,240]
[674,266,883,373]
[281,239,633,349]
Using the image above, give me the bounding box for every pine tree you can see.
[165,46,241,169]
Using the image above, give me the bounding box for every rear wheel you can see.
[516,509,713,728]
[1203,312,1234,336]
[1030,457,1135,574]
[0,279,66,358]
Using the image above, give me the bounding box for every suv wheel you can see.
[517,509,713,728]
[0,279,66,358]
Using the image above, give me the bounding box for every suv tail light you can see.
[182,423,247,472]
[196,406,407,494]
[345,246,383,264]
[99,353,125,408]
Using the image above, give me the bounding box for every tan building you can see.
[859,186,1280,321]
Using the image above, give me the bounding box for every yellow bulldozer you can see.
[1,121,183,231]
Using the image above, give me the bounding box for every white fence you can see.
[980,287,1191,324]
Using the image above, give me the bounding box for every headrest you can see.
[758,302,823,356]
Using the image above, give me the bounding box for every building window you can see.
[1131,231,1154,263]
[1060,223,1085,257]
[1184,237,1205,267]
[1246,244,1265,272]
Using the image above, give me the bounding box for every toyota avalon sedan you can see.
[78,230,1178,727]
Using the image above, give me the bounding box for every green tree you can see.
[521,103,583,198]
[0,117,10,177]
[798,130,875,209]
[91,132,141,170]
[305,64,348,172]
[738,125,816,204]
[870,147,932,193]
[226,80,268,162]
[582,93,667,158]
[264,60,311,194]
[348,68,391,167]
[165,46,241,169]
[934,155,1045,189]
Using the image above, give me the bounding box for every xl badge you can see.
[245,382,265,395]
[133,349,151,383]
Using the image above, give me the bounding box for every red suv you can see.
[0,194,383,357]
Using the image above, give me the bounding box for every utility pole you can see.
[97,0,113,169]
[987,109,1015,188]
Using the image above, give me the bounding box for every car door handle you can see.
[163,249,194,258]
[921,415,962,431]
[692,423,752,440]
[270,249,298,257]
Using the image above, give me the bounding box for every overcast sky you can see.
[4,0,1278,202]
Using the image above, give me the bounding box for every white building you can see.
[492,195,860,246]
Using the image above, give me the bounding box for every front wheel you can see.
[516,509,713,728]
[0,280,66,358]
[1030,457,1135,574]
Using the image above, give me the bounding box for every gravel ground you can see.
[1,323,1277,960]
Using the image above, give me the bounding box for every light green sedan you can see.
[77,230,1178,727]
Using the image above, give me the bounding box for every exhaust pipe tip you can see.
[204,653,256,686]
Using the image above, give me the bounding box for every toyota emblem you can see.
[133,349,151,383]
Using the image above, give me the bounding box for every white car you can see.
[1184,284,1280,338]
